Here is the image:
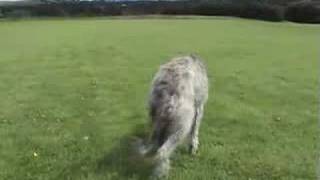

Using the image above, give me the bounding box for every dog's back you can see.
[149,55,208,147]
[145,55,208,179]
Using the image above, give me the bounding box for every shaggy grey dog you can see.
[139,54,209,179]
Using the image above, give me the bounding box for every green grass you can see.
[0,17,318,180]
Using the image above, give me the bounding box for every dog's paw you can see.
[189,142,199,155]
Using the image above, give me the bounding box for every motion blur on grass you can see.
[0,17,318,180]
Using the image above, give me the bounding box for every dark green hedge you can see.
[285,1,320,23]
[0,0,319,23]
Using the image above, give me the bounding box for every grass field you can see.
[0,17,318,180]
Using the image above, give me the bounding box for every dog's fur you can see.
[139,54,209,179]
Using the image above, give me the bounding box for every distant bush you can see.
[192,2,241,16]
[239,3,284,22]
[30,2,122,17]
[0,9,4,18]
[285,1,320,23]
[161,1,284,22]
[31,4,67,16]
[5,9,32,18]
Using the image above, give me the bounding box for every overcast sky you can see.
[0,0,27,1]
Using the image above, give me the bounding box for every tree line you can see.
[0,0,319,23]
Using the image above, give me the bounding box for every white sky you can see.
[0,0,26,1]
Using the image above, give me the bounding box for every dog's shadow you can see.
[96,124,154,180]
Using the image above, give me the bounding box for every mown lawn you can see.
[0,17,318,180]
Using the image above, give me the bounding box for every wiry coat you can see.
[142,55,209,179]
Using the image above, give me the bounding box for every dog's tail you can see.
[136,138,154,156]
[135,125,167,158]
